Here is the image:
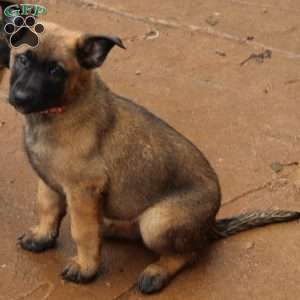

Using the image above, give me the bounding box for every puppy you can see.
[3,22,300,294]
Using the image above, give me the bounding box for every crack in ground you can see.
[14,282,55,300]
[75,0,300,60]
[111,284,136,300]
[222,181,272,207]
[222,167,298,207]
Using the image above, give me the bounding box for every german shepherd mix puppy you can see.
[2,20,300,294]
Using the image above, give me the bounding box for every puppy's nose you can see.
[12,90,33,106]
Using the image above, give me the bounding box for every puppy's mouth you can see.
[9,94,65,115]
[11,102,65,115]
[38,107,65,114]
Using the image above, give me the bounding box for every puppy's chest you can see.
[24,130,83,191]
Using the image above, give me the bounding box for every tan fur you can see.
[14,22,221,291]
[64,184,103,278]
[35,180,66,238]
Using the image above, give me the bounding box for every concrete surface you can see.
[1,0,300,299]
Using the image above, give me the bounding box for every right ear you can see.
[75,34,126,69]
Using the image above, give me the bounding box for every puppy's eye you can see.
[17,54,29,67]
[49,64,65,77]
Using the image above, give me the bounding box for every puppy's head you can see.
[7,22,125,114]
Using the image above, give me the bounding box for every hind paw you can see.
[137,265,169,294]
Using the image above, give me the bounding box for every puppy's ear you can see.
[0,39,10,68]
[0,1,16,28]
[76,35,126,69]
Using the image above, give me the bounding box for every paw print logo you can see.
[4,16,44,48]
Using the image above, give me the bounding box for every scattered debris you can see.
[135,70,141,76]
[206,12,220,26]
[80,0,97,8]
[124,29,160,43]
[284,79,300,85]
[246,36,255,41]
[271,161,298,173]
[245,242,255,250]
[240,49,272,66]
[105,281,112,288]
[271,161,284,173]
[215,50,226,57]
[144,29,160,40]
[264,87,269,94]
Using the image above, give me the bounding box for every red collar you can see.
[39,107,65,115]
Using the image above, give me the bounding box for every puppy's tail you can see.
[210,210,300,240]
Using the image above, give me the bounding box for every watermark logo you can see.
[3,4,46,48]
[4,4,47,18]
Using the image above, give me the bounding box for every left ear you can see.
[0,1,12,72]
[76,35,126,69]
[0,39,10,69]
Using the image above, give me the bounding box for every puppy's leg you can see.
[62,186,103,284]
[103,218,140,241]
[137,191,217,294]
[19,180,66,252]
[138,253,196,294]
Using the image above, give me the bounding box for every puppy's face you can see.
[9,48,67,114]
[7,22,125,114]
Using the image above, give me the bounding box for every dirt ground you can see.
[1,0,300,299]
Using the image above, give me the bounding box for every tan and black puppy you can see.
[4,22,300,294]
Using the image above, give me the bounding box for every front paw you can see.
[17,230,57,253]
[61,258,99,284]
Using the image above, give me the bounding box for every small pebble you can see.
[135,70,141,76]
[145,29,160,40]
[215,50,226,57]
[271,161,283,173]
[206,13,220,26]
[245,242,255,250]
